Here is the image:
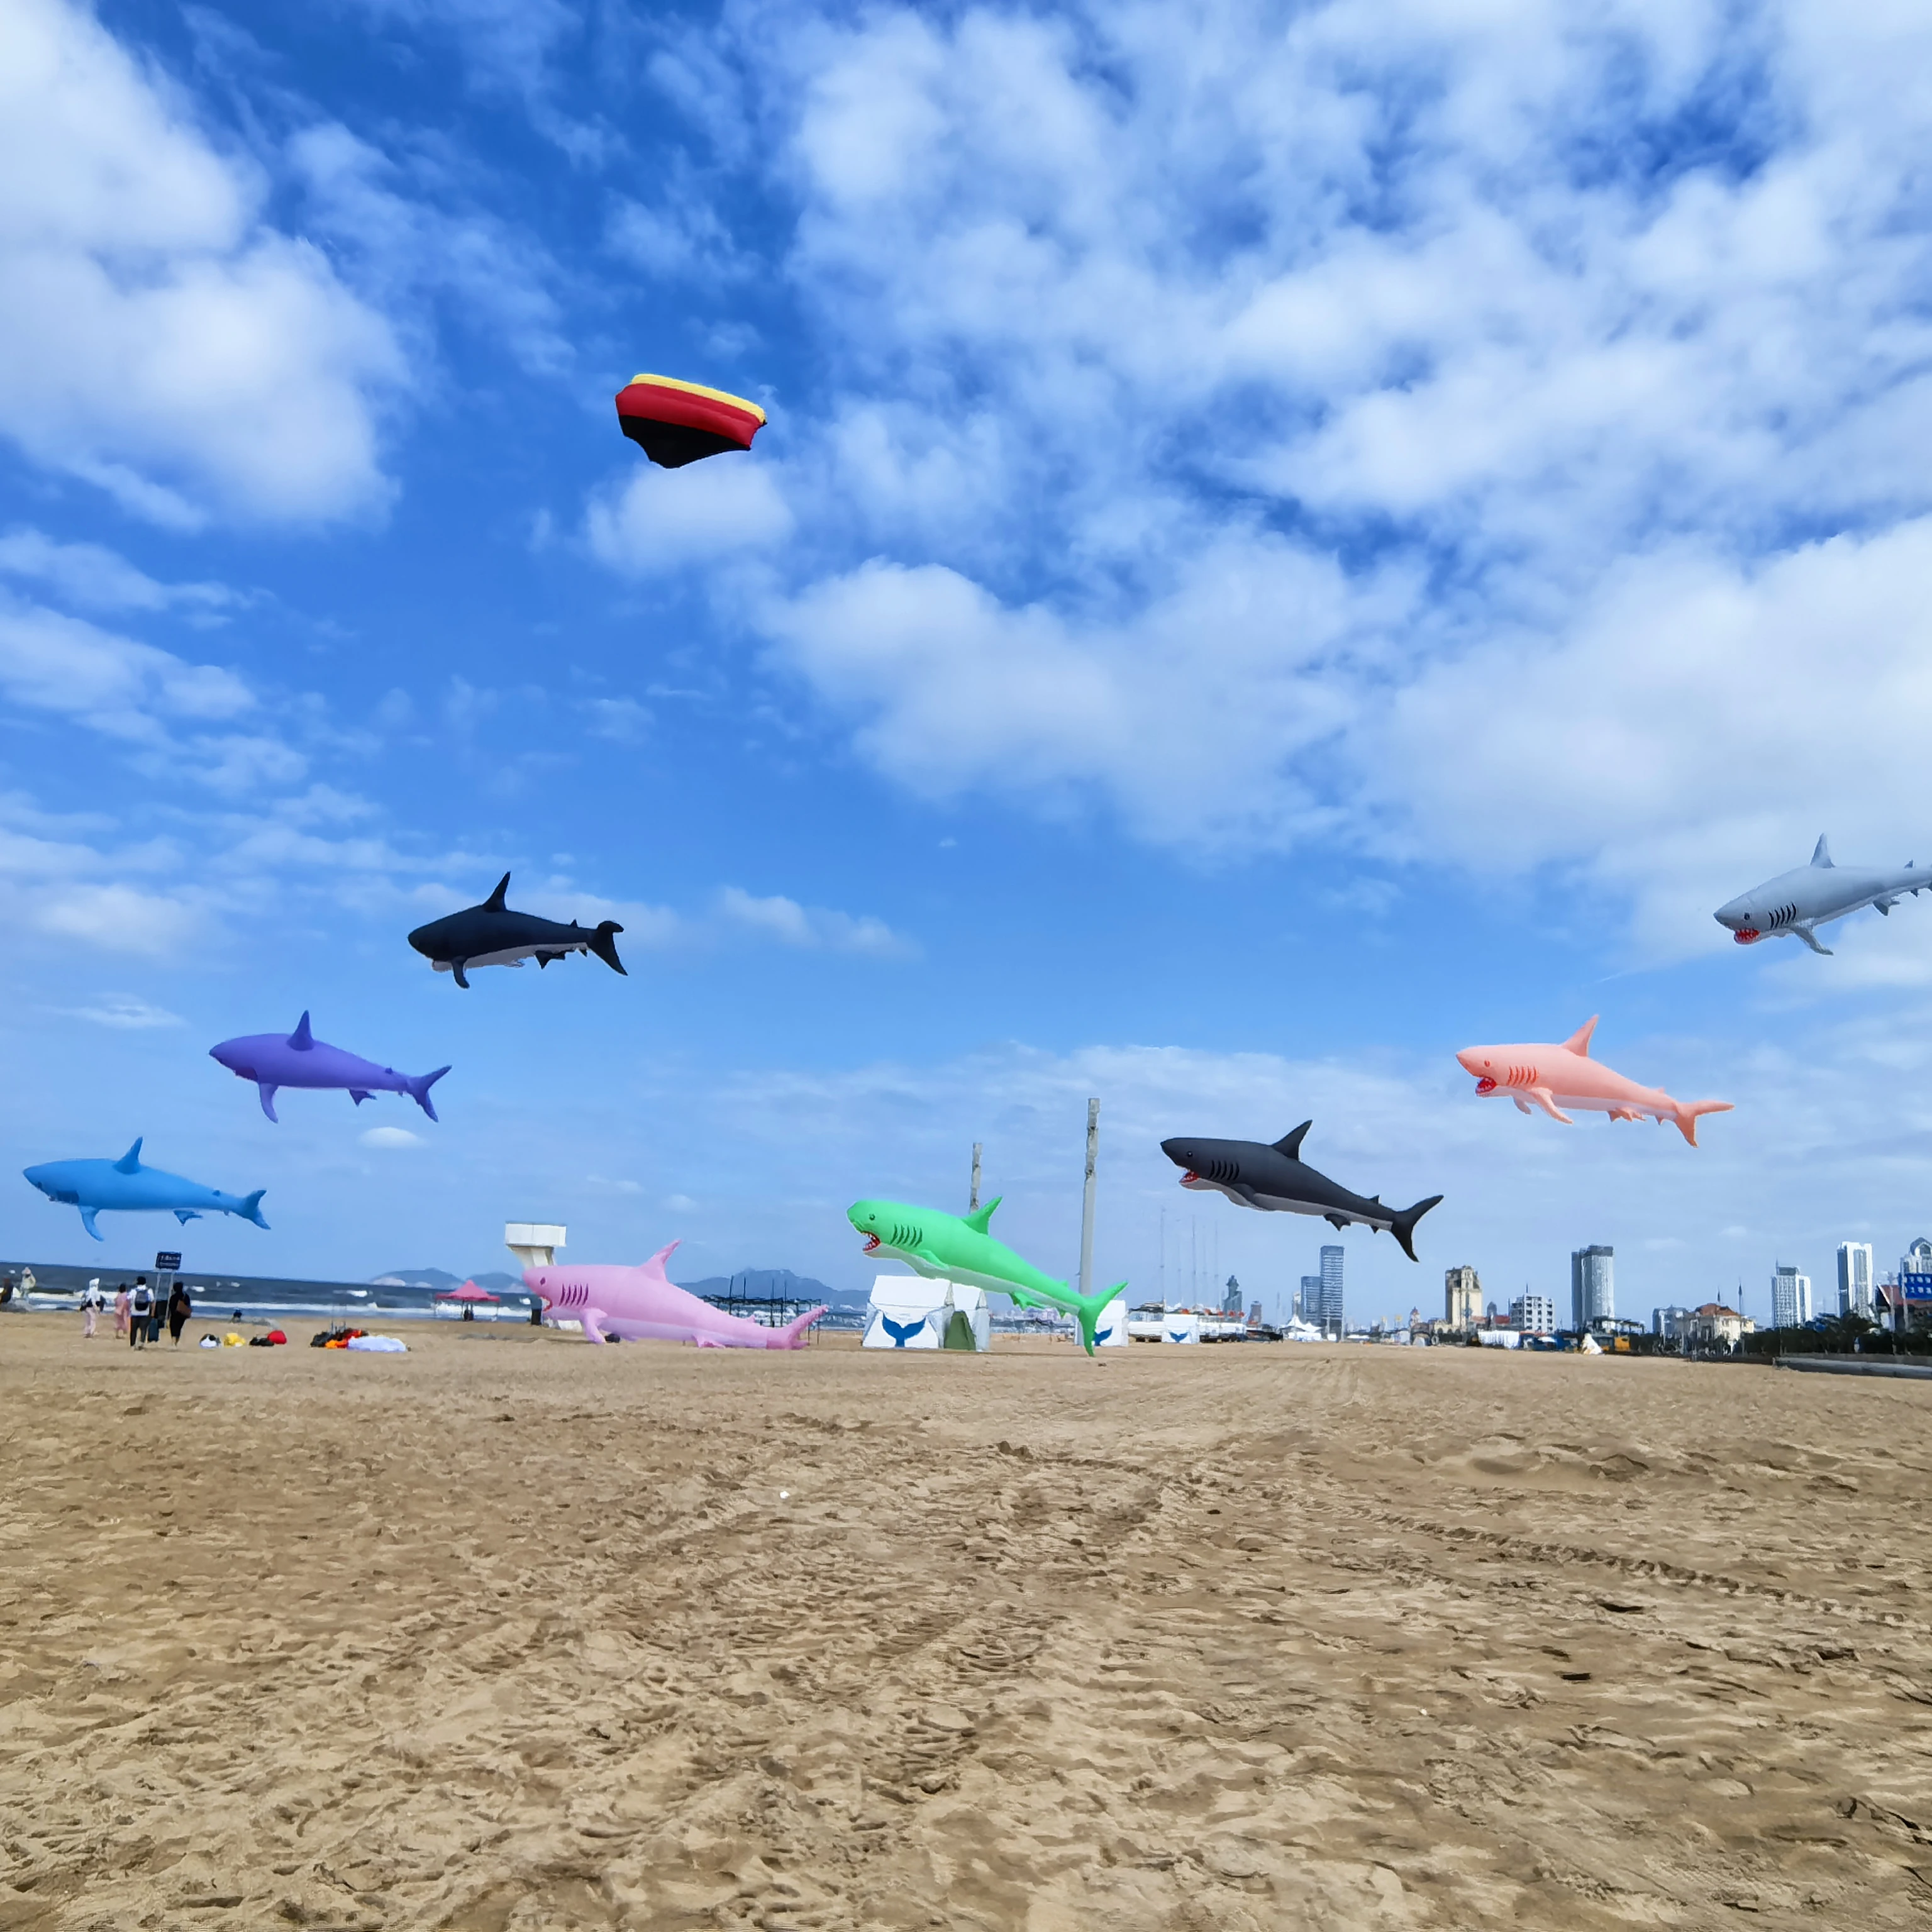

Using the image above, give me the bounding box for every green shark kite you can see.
[847,1196,1124,1355]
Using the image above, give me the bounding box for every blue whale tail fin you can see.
[882,1314,925,1346]
[236,1188,269,1230]
[1391,1195,1443,1263]
[409,1067,451,1121]
[588,921,626,977]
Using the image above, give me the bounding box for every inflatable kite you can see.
[524,1241,824,1346]
[1160,1126,1441,1261]
[846,1197,1122,1355]
[23,1138,269,1240]
[615,374,766,469]
[209,1012,449,1123]
[1456,1018,1733,1146]
[1715,835,1926,955]
[407,874,625,989]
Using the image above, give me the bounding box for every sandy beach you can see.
[3,1319,1931,1929]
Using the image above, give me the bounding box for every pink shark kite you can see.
[523,1241,826,1347]
[1456,1018,1733,1146]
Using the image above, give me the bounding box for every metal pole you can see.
[1078,1099,1099,1299]
[970,1142,982,1213]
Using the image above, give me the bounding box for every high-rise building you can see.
[1445,1265,1480,1329]
[1571,1246,1614,1329]
[1512,1293,1557,1334]
[1297,1275,1318,1323]
[1772,1263,1813,1328]
[1307,1245,1345,1337]
[1222,1274,1244,1314]
[1837,1243,1874,1318]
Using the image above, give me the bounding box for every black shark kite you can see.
[408,874,626,991]
[1159,1123,1442,1261]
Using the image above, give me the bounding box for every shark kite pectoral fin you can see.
[1528,1087,1574,1124]
[1513,1095,1533,1114]
[451,959,470,989]
[257,1084,279,1123]
[580,1307,608,1343]
[79,1206,103,1241]
[1794,924,1833,955]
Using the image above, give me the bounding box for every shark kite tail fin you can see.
[409,1066,451,1121]
[589,920,626,976]
[1672,1101,1734,1148]
[1391,1195,1443,1263]
[236,1188,270,1230]
[1074,1280,1127,1356]
[778,1304,829,1349]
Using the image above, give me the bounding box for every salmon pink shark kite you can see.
[523,1241,826,1347]
[1456,1018,1733,1146]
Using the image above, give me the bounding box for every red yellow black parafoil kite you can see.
[614,374,766,469]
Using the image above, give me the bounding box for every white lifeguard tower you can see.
[504,1223,565,1270]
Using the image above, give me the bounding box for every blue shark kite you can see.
[1716,835,1926,955]
[24,1140,269,1241]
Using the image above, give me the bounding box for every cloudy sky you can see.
[4,0,1931,1325]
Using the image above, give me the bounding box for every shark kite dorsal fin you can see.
[114,1138,143,1174]
[1811,835,1833,868]
[964,1195,1001,1235]
[1273,1123,1311,1158]
[287,1011,314,1050]
[485,872,511,911]
[1562,1016,1598,1057]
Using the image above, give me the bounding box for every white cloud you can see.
[584,456,793,579]
[715,885,912,957]
[360,1126,421,1149]
[588,0,1932,946]
[0,0,402,524]
[55,994,184,1028]
[0,528,239,616]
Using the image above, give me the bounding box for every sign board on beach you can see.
[1902,1272,1932,1302]
[155,1251,182,1270]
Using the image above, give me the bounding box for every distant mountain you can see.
[370,1268,523,1291]
[675,1267,866,1311]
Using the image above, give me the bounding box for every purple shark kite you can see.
[209,1012,450,1124]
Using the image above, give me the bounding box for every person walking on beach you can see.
[129,1277,152,1348]
[148,1292,165,1345]
[114,1284,130,1338]
[82,1282,103,1338]
[168,1281,192,1346]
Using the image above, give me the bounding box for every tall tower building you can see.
[1571,1246,1614,1329]
[1445,1265,1480,1330]
[1837,1242,1874,1318]
[1297,1275,1318,1323]
[1317,1244,1345,1338]
[1772,1264,1813,1328]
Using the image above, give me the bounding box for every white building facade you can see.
[1772,1264,1813,1329]
[1837,1242,1874,1318]
[1511,1293,1557,1334]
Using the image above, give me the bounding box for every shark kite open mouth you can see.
[1733,928,1760,943]
[862,1233,880,1253]
[1474,1077,1498,1094]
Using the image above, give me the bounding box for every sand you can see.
[3,1318,1931,1930]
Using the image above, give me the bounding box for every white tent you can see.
[1163,1309,1202,1345]
[862,1274,944,1349]
[1093,1295,1128,1346]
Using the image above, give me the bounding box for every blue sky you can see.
[5,0,1932,1328]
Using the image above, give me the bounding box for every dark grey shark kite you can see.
[1160,1124,1443,1262]
[407,874,626,991]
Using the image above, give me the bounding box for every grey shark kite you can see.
[1160,1124,1442,1261]
[1714,836,1926,956]
[408,873,626,989]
